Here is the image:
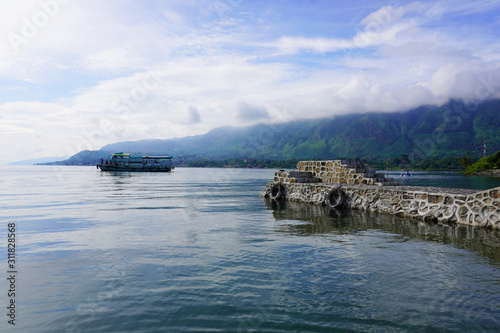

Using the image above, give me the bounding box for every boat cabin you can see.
[97,152,174,171]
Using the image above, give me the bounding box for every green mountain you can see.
[47,99,500,165]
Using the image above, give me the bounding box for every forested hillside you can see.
[102,99,500,160]
[45,99,500,166]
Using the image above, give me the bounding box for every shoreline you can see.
[474,169,500,177]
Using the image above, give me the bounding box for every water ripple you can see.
[2,166,500,332]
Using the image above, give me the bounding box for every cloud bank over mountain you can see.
[0,0,499,163]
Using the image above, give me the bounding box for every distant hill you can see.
[10,156,69,165]
[39,150,112,166]
[44,99,500,166]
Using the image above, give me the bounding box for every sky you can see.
[0,0,499,164]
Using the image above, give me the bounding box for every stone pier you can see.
[261,160,500,230]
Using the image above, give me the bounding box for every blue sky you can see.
[0,0,499,163]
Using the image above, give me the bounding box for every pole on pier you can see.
[386,158,389,178]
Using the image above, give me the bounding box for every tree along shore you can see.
[463,151,500,177]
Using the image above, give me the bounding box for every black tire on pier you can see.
[270,183,285,200]
[325,188,346,209]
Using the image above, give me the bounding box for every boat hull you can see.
[97,165,172,172]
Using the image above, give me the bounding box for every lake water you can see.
[1,166,500,332]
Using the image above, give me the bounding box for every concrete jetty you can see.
[261,160,500,230]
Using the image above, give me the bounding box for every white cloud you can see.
[272,3,428,54]
[0,0,499,163]
[234,101,270,120]
[169,104,202,125]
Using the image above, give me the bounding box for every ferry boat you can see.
[97,153,174,172]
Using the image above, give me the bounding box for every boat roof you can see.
[111,153,172,159]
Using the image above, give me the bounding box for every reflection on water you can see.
[264,199,500,263]
[3,166,500,332]
[387,170,500,190]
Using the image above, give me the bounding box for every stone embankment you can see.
[261,160,500,230]
[474,169,500,177]
[276,160,400,186]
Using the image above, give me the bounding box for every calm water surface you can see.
[1,166,499,332]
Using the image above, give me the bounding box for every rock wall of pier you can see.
[262,160,500,230]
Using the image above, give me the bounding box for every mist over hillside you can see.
[47,99,500,166]
[101,99,500,159]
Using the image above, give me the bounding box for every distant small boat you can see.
[400,171,412,177]
[97,153,174,172]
